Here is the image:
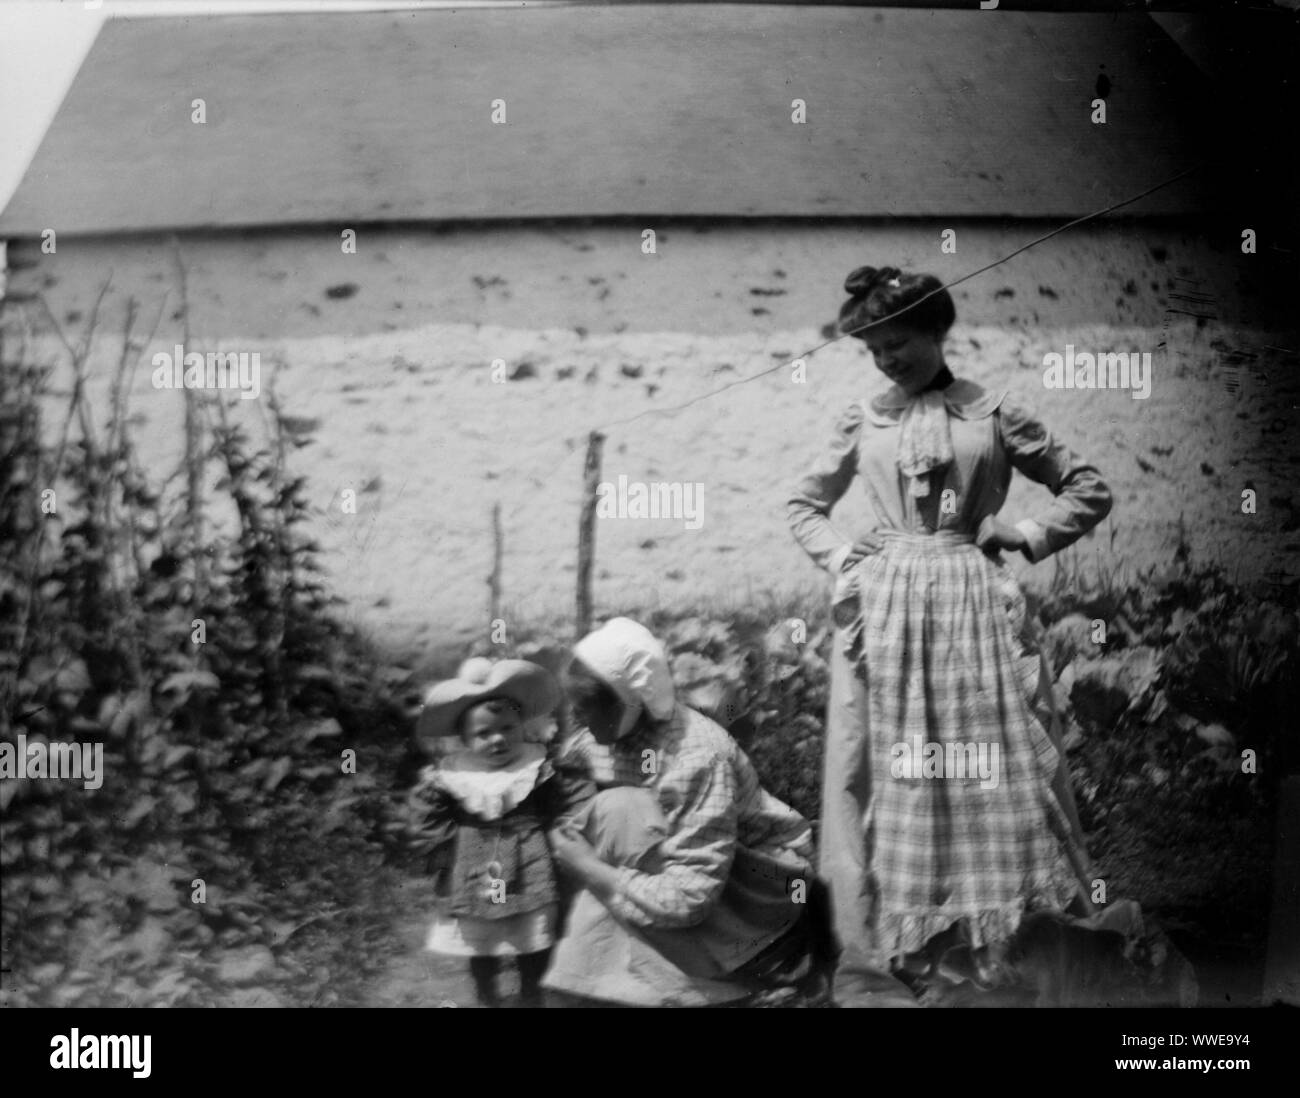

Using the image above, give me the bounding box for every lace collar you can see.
[866,378,1005,426]
[433,743,549,820]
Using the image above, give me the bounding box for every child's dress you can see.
[408,743,594,957]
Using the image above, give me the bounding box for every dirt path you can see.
[355,870,1255,1009]
[360,877,509,1009]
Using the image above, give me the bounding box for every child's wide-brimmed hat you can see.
[416,658,560,742]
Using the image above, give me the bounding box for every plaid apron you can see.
[833,530,1085,963]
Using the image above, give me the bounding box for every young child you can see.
[408,658,593,1007]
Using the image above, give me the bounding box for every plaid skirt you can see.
[828,530,1085,963]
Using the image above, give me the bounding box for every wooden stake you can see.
[488,501,502,633]
[171,239,206,610]
[576,431,605,640]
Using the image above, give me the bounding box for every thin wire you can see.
[599,160,1208,430]
[499,159,1208,526]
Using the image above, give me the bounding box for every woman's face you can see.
[860,322,945,395]
[563,661,627,746]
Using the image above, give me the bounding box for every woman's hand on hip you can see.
[976,515,1029,557]
[842,534,884,568]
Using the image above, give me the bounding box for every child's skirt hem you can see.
[424,904,558,957]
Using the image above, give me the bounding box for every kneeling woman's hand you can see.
[549,825,621,902]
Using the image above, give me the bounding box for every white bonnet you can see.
[571,617,676,724]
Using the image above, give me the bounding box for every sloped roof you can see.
[0,5,1211,235]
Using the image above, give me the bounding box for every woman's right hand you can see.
[548,825,599,878]
[549,825,621,902]
[842,534,884,569]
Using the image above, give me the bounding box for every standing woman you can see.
[788,266,1112,1006]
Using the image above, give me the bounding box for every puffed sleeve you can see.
[998,396,1113,563]
[607,749,739,929]
[787,401,864,574]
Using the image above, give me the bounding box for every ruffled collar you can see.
[866,377,1005,426]
[433,743,548,820]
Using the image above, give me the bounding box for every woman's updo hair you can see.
[837,266,956,339]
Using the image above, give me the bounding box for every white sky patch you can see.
[0,2,102,219]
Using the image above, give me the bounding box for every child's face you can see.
[461,702,526,768]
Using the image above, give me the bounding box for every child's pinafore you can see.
[408,743,594,957]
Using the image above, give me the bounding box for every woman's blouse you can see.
[569,707,814,930]
[788,378,1113,571]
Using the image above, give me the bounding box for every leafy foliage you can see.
[1,299,411,1006]
[1038,529,1297,819]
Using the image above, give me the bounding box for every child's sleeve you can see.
[543,752,597,828]
[406,767,459,857]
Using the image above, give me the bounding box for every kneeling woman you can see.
[544,617,819,1006]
